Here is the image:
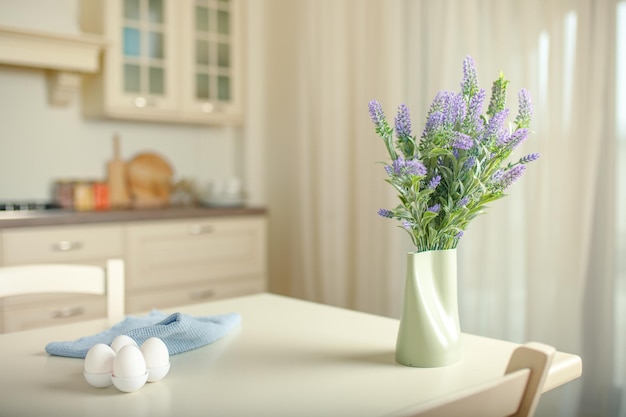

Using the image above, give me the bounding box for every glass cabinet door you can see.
[119,0,177,109]
[187,0,240,116]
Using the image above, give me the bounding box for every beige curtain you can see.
[408,1,618,415]
[260,0,619,415]
[263,0,410,315]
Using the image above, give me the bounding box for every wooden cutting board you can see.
[126,152,174,208]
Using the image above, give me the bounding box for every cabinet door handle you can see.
[133,96,159,108]
[190,289,216,300]
[51,306,85,319]
[189,224,215,235]
[52,240,83,252]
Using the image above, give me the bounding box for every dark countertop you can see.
[0,206,267,229]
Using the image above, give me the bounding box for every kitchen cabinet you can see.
[0,224,123,332]
[80,0,243,125]
[0,211,267,332]
[124,216,266,312]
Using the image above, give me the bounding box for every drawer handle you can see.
[189,224,215,235]
[51,306,85,319]
[52,240,83,252]
[190,289,216,300]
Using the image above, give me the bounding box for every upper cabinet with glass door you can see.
[80,0,243,125]
[180,0,242,122]
[120,0,178,112]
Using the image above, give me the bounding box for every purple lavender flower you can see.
[457,196,470,207]
[482,109,510,142]
[500,165,526,189]
[402,221,413,230]
[496,131,511,146]
[515,89,533,129]
[519,89,532,114]
[395,104,412,138]
[391,158,404,175]
[474,117,485,134]
[461,56,479,96]
[452,132,474,150]
[467,88,486,126]
[368,100,385,127]
[423,112,445,137]
[429,91,449,113]
[427,204,441,213]
[428,175,442,189]
[455,231,464,239]
[519,153,540,164]
[395,104,416,157]
[391,158,427,177]
[406,159,427,176]
[507,128,529,149]
[491,169,504,182]
[377,208,393,218]
[464,156,477,170]
[423,91,471,134]
[444,93,467,127]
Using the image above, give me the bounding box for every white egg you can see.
[84,343,116,374]
[140,337,169,368]
[113,345,146,378]
[110,335,138,354]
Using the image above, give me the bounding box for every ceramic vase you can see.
[395,249,462,367]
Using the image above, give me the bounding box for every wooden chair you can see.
[0,259,125,325]
[394,342,556,417]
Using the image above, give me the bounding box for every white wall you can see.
[0,0,249,202]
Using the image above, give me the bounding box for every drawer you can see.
[1,293,106,333]
[2,224,123,264]
[126,276,265,313]
[126,217,266,291]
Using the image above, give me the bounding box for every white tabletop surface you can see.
[0,293,582,417]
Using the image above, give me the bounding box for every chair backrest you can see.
[0,259,125,325]
[394,342,556,417]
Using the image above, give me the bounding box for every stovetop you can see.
[0,201,62,211]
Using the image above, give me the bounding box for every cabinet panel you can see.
[126,216,266,291]
[126,276,264,313]
[1,294,106,333]
[1,224,124,265]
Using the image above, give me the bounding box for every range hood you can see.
[0,25,105,106]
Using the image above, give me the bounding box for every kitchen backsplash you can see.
[0,67,242,202]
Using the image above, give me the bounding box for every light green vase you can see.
[395,249,462,367]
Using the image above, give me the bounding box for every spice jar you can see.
[93,182,110,210]
[54,180,74,209]
[74,181,94,211]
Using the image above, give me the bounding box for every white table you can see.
[0,293,581,417]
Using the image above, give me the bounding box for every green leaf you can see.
[424,147,454,159]
[420,210,439,227]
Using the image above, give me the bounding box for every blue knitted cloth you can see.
[45,310,241,358]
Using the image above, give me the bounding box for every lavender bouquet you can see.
[369,56,538,252]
